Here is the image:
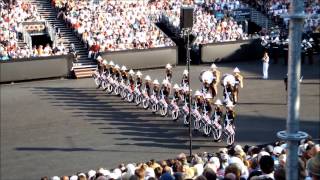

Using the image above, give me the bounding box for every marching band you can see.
[93,57,244,145]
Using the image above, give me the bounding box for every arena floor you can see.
[1,60,319,179]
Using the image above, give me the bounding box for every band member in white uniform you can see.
[210,63,221,98]
[181,69,189,87]
[165,64,173,82]
[233,67,244,104]
[262,51,270,79]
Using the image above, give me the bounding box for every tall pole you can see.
[185,29,192,157]
[277,0,308,179]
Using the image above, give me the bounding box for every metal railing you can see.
[45,21,56,47]
[22,25,32,49]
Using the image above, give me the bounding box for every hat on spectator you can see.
[208,157,220,172]
[126,163,136,175]
[273,146,283,156]
[233,67,240,73]
[108,173,118,180]
[265,145,274,154]
[258,151,270,162]
[145,75,151,81]
[298,144,308,156]
[309,38,314,42]
[109,61,115,66]
[114,64,120,69]
[211,63,217,69]
[165,64,172,69]
[173,84,180,90]
[121,66,127,71]
[88,170,96,179]
[129,69,135,75]
[70,175,78,180]
[153,79,160,85]
[214,99,222,106]
[102,60,108,65]
[307,152,320,176]
[280,143,287,150]
[183,69,188,75]
[51,176,60,180]
[98,168,110,176]
[136,71,142,77]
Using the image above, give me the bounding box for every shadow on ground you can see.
[14,86,319,153]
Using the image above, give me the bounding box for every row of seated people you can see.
[42,138,319,180]
[0,40,70,61]
[241,0,320,33]
[153,0,249,44]
[0,0,58,60]
[52,0,175,57]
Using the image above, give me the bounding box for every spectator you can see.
[255,155,275,179]
[0,0,45,59]
[55,0,175,54]
[306,152,320,180]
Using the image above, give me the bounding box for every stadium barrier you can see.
[100,46,178,69]
[0,55,73,83]
[200,39,265,63]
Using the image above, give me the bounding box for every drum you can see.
[222,74,236,86]
[201,71,215,84]
[224,124,235,136]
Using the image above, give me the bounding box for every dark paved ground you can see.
[1,60,319,179]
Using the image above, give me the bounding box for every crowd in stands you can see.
[242,0,320,33]
[0,43,67,60]
[0,0,67,60]
[2,0,319,60]
[154,0,249,44]
[53,0,175,57]
[42,138,319,180]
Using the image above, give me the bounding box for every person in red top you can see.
[73,22,81,30]
[88,42,100,60]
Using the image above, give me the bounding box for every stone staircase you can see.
[250,7,276,30]
[28,0,96,78]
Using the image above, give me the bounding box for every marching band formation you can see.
[92,57,244,145]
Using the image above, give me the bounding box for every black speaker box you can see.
[180,6,194,29]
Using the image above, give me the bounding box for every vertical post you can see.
[186,29,192,158]
[8,0,12,40]
[277,1,308,180]
[286,1,304,179]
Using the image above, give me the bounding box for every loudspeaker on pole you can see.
[180,6,194,29]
